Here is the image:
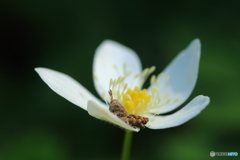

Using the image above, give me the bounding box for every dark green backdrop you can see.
[1,0,240,160]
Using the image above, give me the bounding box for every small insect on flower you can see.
[108,90,149,129]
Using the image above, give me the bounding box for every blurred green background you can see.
[1,0,240,160]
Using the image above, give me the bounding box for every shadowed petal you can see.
[93,40,142,99]
[35,67,100,110]
[150,39,201,113]
[146,95,210,129]
[87,100,140,132]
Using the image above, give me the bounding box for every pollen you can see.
[122,87,151,115]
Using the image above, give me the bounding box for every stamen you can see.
[165,94,171,98]
[134,74,140,78]
[102,92,106,99]
[117,76,122,84]
[93,73,98,80]
[127,94,132,101]
[117,90,121,100]
[157,72,164,79]
[112,79,117,89]
[150,75,156,85]
[151,87,156,93]
[112,64,118,70]
[139,66,156,88]
[123,63,126,74]
[109,78,113,89]
[142,68,149,77]
[135,102,142,110]
[149,66,156,73]
[166,76,170,81]
[123,83,128,92]
[174,98,180,102]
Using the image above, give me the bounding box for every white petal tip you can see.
[96,39,134,55]
[195,95,210,106]
[34,67,41,72]
[193,38,200,43]
[190,38,201,50]
[34,67,48,74]
[100,39,122,46]
[101,39,117,45]
[97,40,120,52]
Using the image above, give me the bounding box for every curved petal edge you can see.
[150,39,201,114]
[35,67,99,110]
[146,95,210,129]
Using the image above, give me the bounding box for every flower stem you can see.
[121,130,133,160]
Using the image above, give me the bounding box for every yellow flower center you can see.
[96,64,180,116]
[122,87,151,115]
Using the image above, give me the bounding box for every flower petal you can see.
[35,67,100,110]
[146,95,210,129]
[87,100,140,132]
[150,39,201,113]
[93,40,142,99]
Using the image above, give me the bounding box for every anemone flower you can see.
[35,39,210,132]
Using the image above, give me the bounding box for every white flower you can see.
[35,39,210,132]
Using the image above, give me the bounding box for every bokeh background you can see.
[1,0,240,160]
